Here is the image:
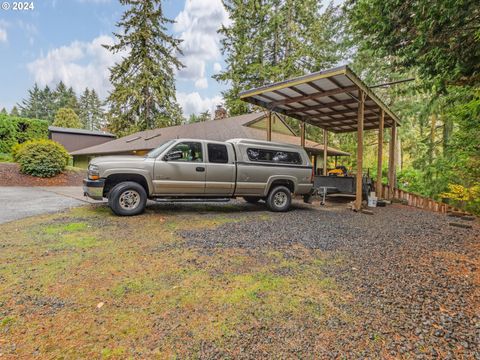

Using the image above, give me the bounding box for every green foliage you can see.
[0,114,48,153]
[105,0,184,136]
[52,107,82,128]
[79,88,105,130]
[14,139,71,178]
[0,117,17,153]
[0,153,13,162]
[215,0,347,115]
[346,0,480,87]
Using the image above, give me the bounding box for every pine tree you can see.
[105,0,184,136]
[19,83,43,119]
[54,82,79,114]
[39,86,56,122]
[0,108,7,115]
[10,106,19,117]
[214,0,346,115]
[79,88,105,130]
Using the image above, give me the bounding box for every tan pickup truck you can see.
[84,138,314,215]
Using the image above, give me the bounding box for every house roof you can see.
[239,65,400,133]
[48,126,116,138]
[71,112,350,156]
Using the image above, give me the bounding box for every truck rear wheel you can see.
[243,196,261,204]
[108,181,147,216]
[266,186,292,212]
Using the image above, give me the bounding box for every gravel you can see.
[180,200,480,358]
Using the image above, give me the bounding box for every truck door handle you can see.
[196,167,205,172]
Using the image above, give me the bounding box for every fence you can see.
[375,184,463,214]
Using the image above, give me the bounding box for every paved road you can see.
[0,187,103,224]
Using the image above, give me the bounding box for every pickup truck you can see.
[83,138,314,216]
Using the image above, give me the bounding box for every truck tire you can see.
[266,186,292,212]
[108,181,147,216]
[243,196,261,204]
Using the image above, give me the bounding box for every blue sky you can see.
[0,0,229,116]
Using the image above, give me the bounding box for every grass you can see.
[0,204,350,358]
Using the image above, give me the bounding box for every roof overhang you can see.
[239,65,401,133]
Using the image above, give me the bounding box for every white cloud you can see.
[174,0,230,83]
[194,78,208,89]
[0,28,6,43]
[177,92,222,116]
[27,35,126,98]
[213,62,222,73]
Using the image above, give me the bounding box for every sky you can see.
[0,0,229,116]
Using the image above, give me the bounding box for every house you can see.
[48,126,116,154]
[70,112,349,171]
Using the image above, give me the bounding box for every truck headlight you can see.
[88,164,100,180]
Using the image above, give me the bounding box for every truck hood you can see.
[90,155,147,166]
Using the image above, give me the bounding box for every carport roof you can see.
[239,65,401,133]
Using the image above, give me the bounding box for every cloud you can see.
[17,20,38,46]
[194,78,208,89]
[174,0,230,83]
[177,91,222,116]
[0,20,8,43]
[213,62,222,73]
[27,35,126,98]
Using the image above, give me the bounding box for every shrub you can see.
[15,139,71,177]
[0,117,17,153]
[0,114,48,152]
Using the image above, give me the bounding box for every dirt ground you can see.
[0,200,478,359]
[0,162,85,186]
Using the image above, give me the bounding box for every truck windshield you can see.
[146,140,175,158]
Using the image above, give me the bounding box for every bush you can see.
[0,114,48,152]
[15,139,71,177]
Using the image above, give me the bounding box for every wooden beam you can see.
[284,99,359,114]
[313,114,379,123]
[355,90,365,210]
[270,86,357,107]
[323,129,328,175]
[376,109,385,197]
[388,122,397,198]
[267,111,272,141]
[300,121,305,147]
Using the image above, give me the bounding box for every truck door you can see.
[204,142,236,196]
[153,141,206,195]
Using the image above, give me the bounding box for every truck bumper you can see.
[83,178,105,200]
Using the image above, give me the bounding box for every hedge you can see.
[0,114,48,153]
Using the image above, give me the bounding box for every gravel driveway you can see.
[180,202,480,358]
[0,186,97,224]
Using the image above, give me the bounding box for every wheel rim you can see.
[119,190,140,210]
[273,191,288,208]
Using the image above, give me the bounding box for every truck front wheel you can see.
[266,186,292,212]
[108,181,147,216]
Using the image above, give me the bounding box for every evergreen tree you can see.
[105,0,184,136]
[10,106,19,117]
[19,83,43,119]
[39,86,56,122]
[1,107,7,115]
[52,107,82,128]
[214,0,346,115]
[79,88,105,130]
[54,82,79,115]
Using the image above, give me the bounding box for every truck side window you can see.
[207,143,229,163]
[168,142,203,162]
[247,148,302,164]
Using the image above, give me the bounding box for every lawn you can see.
[0,204,349,359]
[1,202,478,359]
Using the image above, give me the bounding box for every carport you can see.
[239,65,401,210]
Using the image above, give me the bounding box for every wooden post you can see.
[267,111,272,141]
[323,129,328,176]
[376,109,384,197]
[355,90,365,210]
[334,155,338,167]
[388,122,397,198]
[300,121,305,147]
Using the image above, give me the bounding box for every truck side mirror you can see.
[164,150,183,161]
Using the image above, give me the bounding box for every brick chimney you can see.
[214,105,227,120]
